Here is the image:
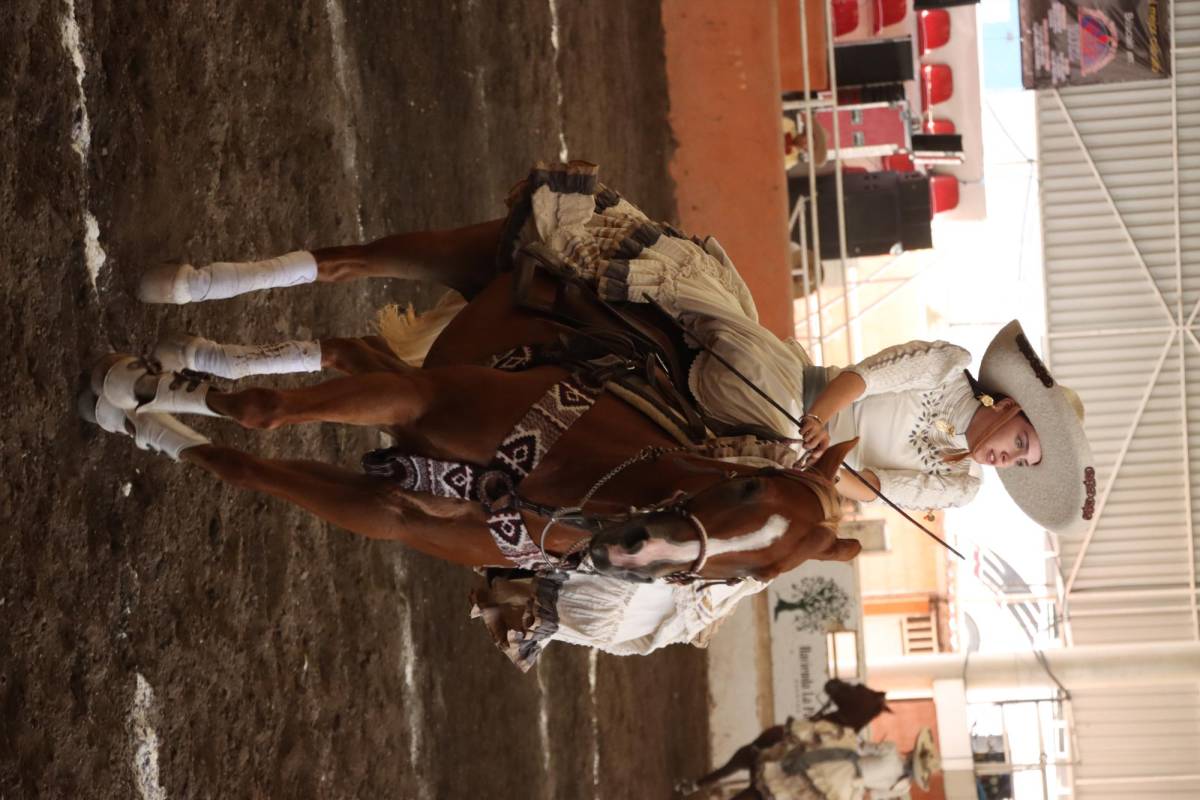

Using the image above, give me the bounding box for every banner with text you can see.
[1019,0,1171,88]
[768,560,863,722]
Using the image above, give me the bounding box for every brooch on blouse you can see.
[934,419,956,436]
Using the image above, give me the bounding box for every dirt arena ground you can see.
[1,2,710,797]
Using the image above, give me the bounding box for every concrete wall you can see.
[870,698,948,800]
[662,0,794,338]
[660,0,796,765]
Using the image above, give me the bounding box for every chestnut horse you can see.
[87,219,862,583]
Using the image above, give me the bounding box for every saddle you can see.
[510,243,783,445]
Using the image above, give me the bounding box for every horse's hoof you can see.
[137,263,194,304]
[76,386,98,424]
[90,353,152,410]
[77,386,131,436]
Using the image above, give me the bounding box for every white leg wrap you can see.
[87,394,209,461]
[189,250,317,301]
[140,251,317,304]
[137,374,221,417]
[133,413,211,461]
[198,339,321,379]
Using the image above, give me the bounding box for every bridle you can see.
[534,445,841,585]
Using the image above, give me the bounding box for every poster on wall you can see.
[768,560,863,723]
[1018,0,1171,88]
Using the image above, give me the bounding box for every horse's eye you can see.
[740,478,765,501]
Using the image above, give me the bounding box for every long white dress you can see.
[393,163,983,667]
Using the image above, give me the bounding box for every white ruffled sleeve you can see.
[619,237,758,322]
[684,578,769,647]
[872,463,982,510]
[596,578,768,656]
[845,340,971,397]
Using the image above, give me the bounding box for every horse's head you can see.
[818,678,891,731]
[587,439,862,583]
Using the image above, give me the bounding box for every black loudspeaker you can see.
[833,39,915,87]
[837,83,907,105]
[790,172,932,258]
[912,133,964,153]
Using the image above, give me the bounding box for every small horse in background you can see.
[676,680,890,800]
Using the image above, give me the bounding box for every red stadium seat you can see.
[920,64,953,109]
[918,10,951,55]
[882,153,916,172]
[923,118,956,134]
[874,0,908,31]
[929,174,960,215]
[833,0,860,37]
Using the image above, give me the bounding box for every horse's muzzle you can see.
[588,515,689,583]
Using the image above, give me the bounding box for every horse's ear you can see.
[811,438,858,481]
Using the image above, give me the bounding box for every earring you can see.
[977,394,994,408]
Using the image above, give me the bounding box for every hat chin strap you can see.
[944,403,1022,465]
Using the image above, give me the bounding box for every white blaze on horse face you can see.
[606,514,791,570]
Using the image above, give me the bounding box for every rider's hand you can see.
[800,414,830,462]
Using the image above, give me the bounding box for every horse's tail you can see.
[376,291,467,367]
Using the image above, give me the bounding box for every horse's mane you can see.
[691,437,848,532]
[781,465,844,533]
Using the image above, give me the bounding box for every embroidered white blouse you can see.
[829,340,984,510]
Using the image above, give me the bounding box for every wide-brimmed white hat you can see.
[910,727,941,790]
[978,320,1095,534]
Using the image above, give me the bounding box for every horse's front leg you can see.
[152,334,404,379]
[181,445,502,563]
[138,218,504,304]
[685,726,783,794]
[204,371,440,432]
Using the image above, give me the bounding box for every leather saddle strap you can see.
[362,372,602,570]
[513,244,689,389]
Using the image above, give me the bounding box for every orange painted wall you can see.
[864,596,932,616]
[871,698,948,800]
[661,0,794,337]
[778,0,830,92]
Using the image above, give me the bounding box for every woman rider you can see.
[137,162,1094,668]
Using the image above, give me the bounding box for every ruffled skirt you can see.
[498,160,759,319]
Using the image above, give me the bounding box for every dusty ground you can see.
[1,2,709,797]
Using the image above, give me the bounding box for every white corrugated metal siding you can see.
[1036,2,1200,795]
